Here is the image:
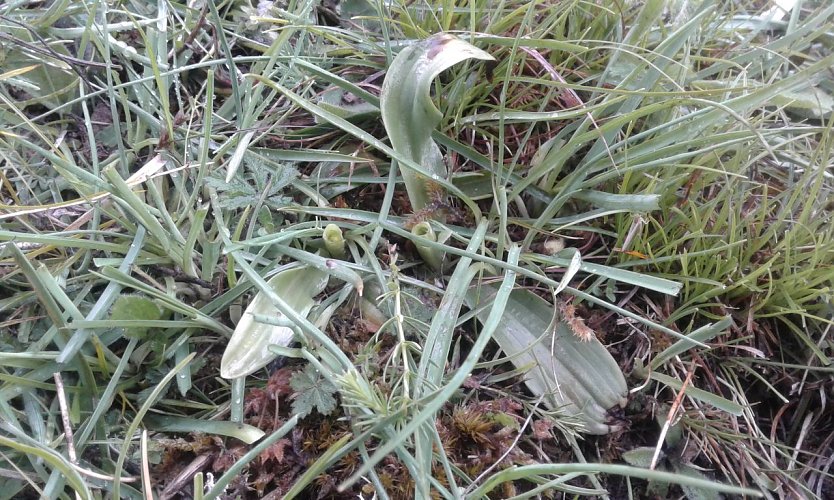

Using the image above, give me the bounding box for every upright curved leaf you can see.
[380,34,494,212]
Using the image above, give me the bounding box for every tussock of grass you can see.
[1,0,832,498]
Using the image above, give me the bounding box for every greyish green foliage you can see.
[220,265,329,379]
[0,0,832,498]
[466,285,628,435]
[380,33,494,212]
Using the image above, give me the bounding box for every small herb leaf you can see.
[290,365,338,418]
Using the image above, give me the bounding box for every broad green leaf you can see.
[466,286,628,434]
[144,415,265,444]
[220,266,328,379]
[308,159,385,199]
[673,462,724,500]
[317,87,379,120]
[452,171,494,200]
[0,39,79,110]
[109,295,164,338]
[571,190,661,212]
[622,447,660,468]
[273,244,363,295]
[692,79,834,120]
[380,34,494,212]
[527,252,683,296]
[417,220,489,390]
[340,0,380,32]
[773,87,834,120]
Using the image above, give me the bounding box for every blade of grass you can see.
[341,244,520,493]
[112,352,195,499]
[203,415,299,500]
[469,463,761,498]
[0,425,92,500]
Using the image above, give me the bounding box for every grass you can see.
[1,0,832,498]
